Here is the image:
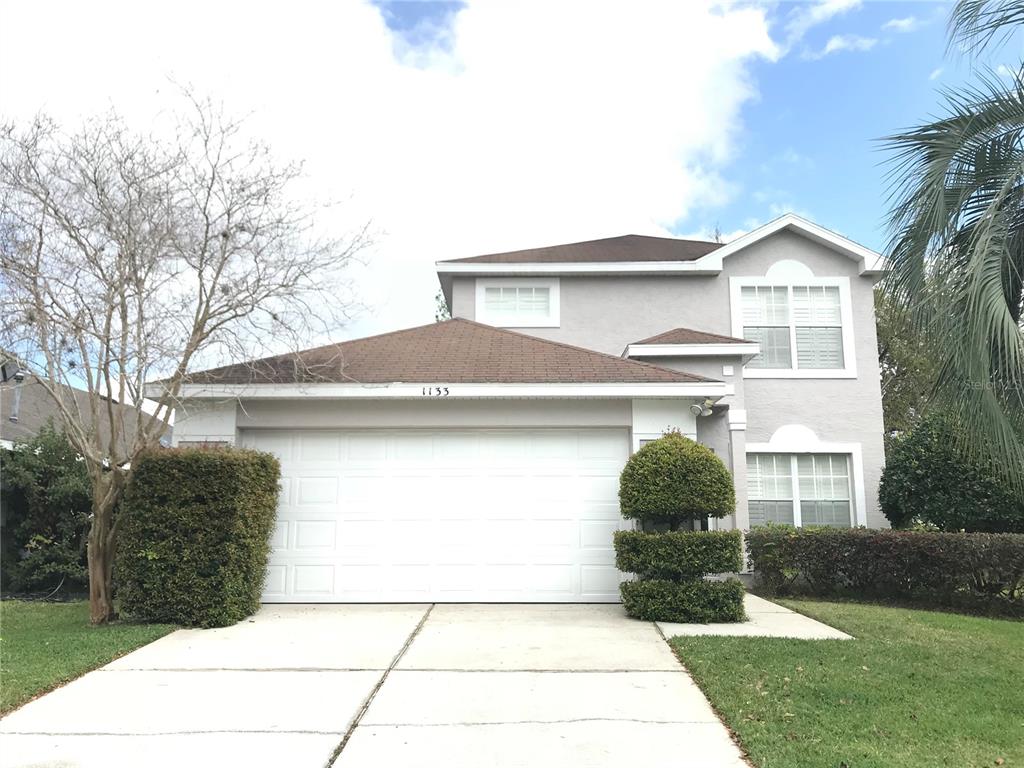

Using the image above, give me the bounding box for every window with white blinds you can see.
[741,284,845,371]
[476,279,560,327]
[484,286,551,317]
[747,452,853,527]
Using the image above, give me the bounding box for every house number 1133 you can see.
[421,386,449,397]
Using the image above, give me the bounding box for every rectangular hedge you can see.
[614,530,743,579]
[620,579,746,623]
[747,527,1024,619]
[116,447,280,628]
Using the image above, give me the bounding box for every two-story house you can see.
[167,214,886,604]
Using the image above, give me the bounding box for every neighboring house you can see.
[0,371,155,451]
[165,214,886,604]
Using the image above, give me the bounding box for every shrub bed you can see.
[620,579,746,623]
[614,530,743,580]
[879,414,1024,532]
[116,447,280,628]
[747,526,1024,618]
[0,424,91,594]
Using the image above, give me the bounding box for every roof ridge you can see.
[632,326,751,345]
[439,233,722,264]
[452,319,712,382]
[186,319,467,379]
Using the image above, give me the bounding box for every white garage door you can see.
[241,428,631,603]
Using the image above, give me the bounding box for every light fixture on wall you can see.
[689,399,714,418]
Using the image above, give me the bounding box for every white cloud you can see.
[0,0,778,342]
[805,34,878,60]
[883,16,920,33]
[783,0,862,48]
[929,67,944,81]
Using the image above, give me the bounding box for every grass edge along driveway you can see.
[0,600,175,714]
[669,599,1024,768]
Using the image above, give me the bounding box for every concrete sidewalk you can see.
[658,593,853,640]
[1,603,751,768]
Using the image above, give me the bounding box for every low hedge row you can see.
[620,579,746,623]
[614,530,743,579]
[747,527,1024,618]
[116,447,280,628]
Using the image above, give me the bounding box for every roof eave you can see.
[435,214,888,277]
[624,342,760,362]
[165,381,730,401]
[434,259,723,276]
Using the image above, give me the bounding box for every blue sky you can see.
[376,0,991,252]
[3,0,1022,337]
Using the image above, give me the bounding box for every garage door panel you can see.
[298,433,342,461]
[580,519,622,548]
[293,520,337,550]
[263,564,287,597]
[247,428,630,603]
[296,476,339,505]
[269,521,289,550]
[292,564,336,595]
[581,565,621,597]
[346,434,387,461]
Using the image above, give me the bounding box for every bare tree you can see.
[0,97,367,623]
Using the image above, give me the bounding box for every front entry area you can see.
[241,428,631,602]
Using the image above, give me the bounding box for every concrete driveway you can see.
[0,604,747,768]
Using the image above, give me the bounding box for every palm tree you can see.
[884,0,1024,486]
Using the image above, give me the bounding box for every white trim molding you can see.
[164,380,731,401]
[727,408,747,432]
[474,277,561,328]
[436,214,886,278]
[625,342,760,360]
[746,424,867,527]
[713,214,885,276]
[730,273,857,379]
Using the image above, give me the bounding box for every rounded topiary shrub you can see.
[880,415,1024,533]
[619,431,734,529]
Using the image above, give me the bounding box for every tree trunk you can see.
[87,473,122,625]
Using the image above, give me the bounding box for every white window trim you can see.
[475,278,560,328]
[746,436,866,527]
[730,275,857,379]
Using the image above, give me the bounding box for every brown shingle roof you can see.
[441,234,722,264]
[631,327,752,345]
[184,319,714,385]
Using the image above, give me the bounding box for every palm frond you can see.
[883,66,1024,487]
[950,0,1024,54]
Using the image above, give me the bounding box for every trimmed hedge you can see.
[747,526,1024,619]
[614,530,743,580]
[116,447,280,628]
[619,432,734,527]
[620,579,746,623]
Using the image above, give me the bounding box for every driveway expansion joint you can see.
[324,603,435,767]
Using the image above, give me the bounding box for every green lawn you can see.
[0,600,175,714]
[669,599,1024,768]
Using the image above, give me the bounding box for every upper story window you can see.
[475,278,560,328]
[730,275,856,378]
